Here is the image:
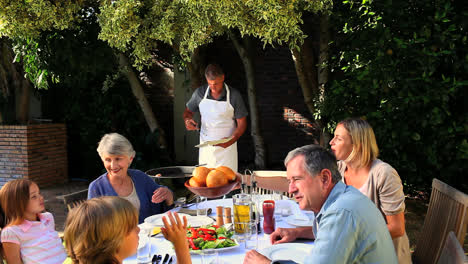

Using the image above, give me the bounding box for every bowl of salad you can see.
[186,224,239,253]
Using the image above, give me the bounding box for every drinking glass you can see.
[137,225,152,263]
[242,221,258,250]
[202,248,218,264]
[175,197,187,208]
[232,193,252,236]
[196,196,208,216]
[273,191,283,222]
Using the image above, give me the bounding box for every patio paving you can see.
[41,180,90,232]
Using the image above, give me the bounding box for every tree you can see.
[0,38,31,123]
[323,0,468,190]
[1,0,333,167]
[97,0,331,167]
[0,1,168,149]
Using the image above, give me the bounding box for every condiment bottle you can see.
[223,207,232,224]
[263,200,275,234]
[216,206,224,226]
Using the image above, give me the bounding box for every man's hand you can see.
[152,187,174,206]
[183,107,198,131]
[184,118,198,131]
[243,250,271,264]
[214,137,235,148]
[270,227,299,245]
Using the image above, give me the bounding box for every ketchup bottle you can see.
[263,200,275,234]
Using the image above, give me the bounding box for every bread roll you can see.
[206,169,228,187]
[192,166,211,185]
[215,166,236,181]
[189,177,205,187]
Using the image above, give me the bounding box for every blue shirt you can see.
[88,169,172,224]
[308,182,398,264]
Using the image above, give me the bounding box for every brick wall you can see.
[195,39,320,169]
[0,124,68,188]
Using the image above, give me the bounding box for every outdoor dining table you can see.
[124,197,315,264]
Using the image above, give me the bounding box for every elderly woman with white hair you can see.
[88,133,173,223]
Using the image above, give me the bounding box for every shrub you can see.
[322,0,468,191]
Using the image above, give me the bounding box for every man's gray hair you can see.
[204,64,224,80]
[97,133,136,159]
[284,144,342,183]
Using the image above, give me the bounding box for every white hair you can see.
[97,133,135,159]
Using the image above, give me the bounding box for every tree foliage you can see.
[98,0,332,68]
[322,0,468,191]
[0,0,83,38]
[35,13,165,178]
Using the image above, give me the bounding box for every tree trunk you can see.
[0,38,30,124]
[317,14,330,146]
[290,37,318,114]
[228,31,267,169]
[187,47,206,89]
[318,14,329,104]
[118,53,168,149]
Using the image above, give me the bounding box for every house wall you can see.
[0,124,68,188]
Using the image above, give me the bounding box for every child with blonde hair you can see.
[64,196,139,264]
[0,179,67,264]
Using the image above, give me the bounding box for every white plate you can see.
[195,137,233,148]
[285,213,314,227]
[189,239,240,254]
[187,215,215,227]
[144,213,214,227]
[144,213,191,226]
[259,243,313,263]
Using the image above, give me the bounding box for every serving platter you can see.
[189,239,240,255]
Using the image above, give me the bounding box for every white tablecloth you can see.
[124,198,314,264]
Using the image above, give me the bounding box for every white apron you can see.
[198,84,238,172]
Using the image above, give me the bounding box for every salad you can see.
[186,224,237,251]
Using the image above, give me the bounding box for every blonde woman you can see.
[64,196,139,264]
[330,118,411,264]
[88,133,174,223]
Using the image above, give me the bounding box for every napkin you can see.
[290,202,309,221]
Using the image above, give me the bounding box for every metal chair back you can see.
[62,189,88,212]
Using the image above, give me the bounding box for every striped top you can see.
[0,212,67,264]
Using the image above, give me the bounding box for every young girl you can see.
[64,196,139,264]
[0,179,67,264]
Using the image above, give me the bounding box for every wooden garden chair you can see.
[62,189,88,212]
[413,178,468,264]
[437,231,467,264]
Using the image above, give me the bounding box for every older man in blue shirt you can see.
[244,145,398,264]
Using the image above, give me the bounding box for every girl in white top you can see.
[0,179,67,264]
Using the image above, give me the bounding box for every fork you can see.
[161,253,175,264]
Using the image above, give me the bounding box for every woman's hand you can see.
[152,187,174,206]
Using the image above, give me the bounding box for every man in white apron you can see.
[183,64,248,172]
